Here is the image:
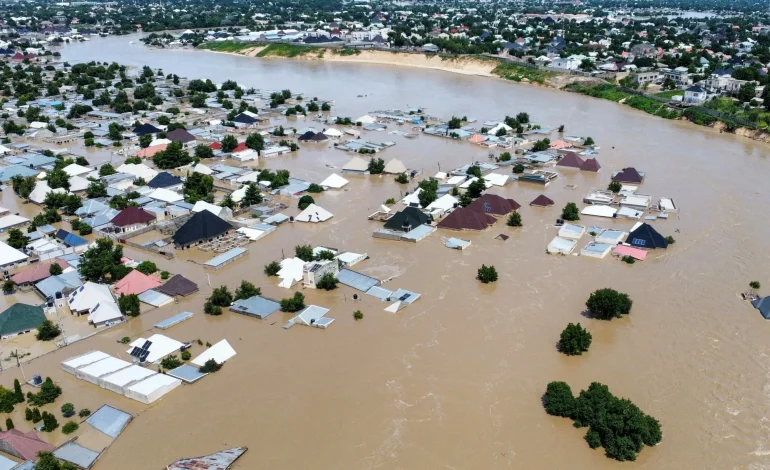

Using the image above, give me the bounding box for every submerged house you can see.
[172,210,234,248]
[110,207,157,233]
[0,303,46,339]
[467,194,520,217]
[383,207,432,232]
[627,223,668,249]
[438,207,496,231]
[612,167,644,184]
[530,194,555,207]
[342,156,370,174]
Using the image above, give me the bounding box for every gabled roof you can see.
[530,194,555,207]
[0,240,28,266]
[173,210,233,246]
[68,282,115,312]
[110,207,156,227]
[627,223,668,249]
[0,303,46,337]
[0,429,54,461]
[55,229,88,247]
[114,270,162,296]
[466,194,520,216]
[383,207,432,231]
[147,171,183,189]
[166,128,196,143]
[11,260,69,285]
[156,274,199,297]
[438,207,497,231]
[132,123,162,136]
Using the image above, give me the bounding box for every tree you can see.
[60,403,75,417]
[507,212,522,227]
[367,158,385,174]
[662,77,676,90]
[0,387,15,413]
[209,286,233,307]
[516,112,530,124]
[466,165,482,178]
[264,261,281,276]
[220,194,236,210]
[558,323,592,355]
[49,263,63,276]
[36,451,78,470]
[6,229,29,249]
[295,244,314,262]
[160,355,183,370]
[86,182,108,198]
[118,294,141,317]
[235,281,261,300]
[543,381,576,418]
[2,280,14,295]
[298,195,314,210]
[579,59,596,71]
[182,172,214,203]
[181,350,191,361]
[395,173,409,184]
[315,273,339,291]
[78,238,127,283]
[32,408,42,423]
[447,116,463,129]
[13,379,23,404]
[477,265,498,284]
[531,138,551,152]
[585,288,633,320]
[194,144,214,159]
[607,181,621,193]
[467,178,486,198]
[245,133,264,154]
[561,202,580,221]
[738,82,756,103]
[353,310,364,320]
[750,281,761,290]
[36,321,61,341]
[4,417,12,430]
[221,134,238,153]
[62,421,78,435]
[139,133,152,148]
[108,123,123,141]
[25,408,33,421]
[240,183,263,207]
[41,412,59,432]
[136,261,157,275]
[46,168,70,191]
[199,359,222,373]
[99,163,116,177]
[153,141,192,169]
[280,292,305,312]
[78,408,91,418]
[11,176,36,200]
[204,302,222,315]
[307,183,324,193]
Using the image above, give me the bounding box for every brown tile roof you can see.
[466,194,521,216]
[437,207,497,231]
[11,260,69,285]
[110,207,156,227]
[529,194,555,207]
[580,158,601,172]
[556,152,585,169]
[612,167,643,184]
[0,429,54,461]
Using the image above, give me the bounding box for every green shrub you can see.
[353,310,364,320]
[477,265,498,284]
[561,202,580,221]
[62,421,79,434]
[585,288,632,320]
[558,323,592,356]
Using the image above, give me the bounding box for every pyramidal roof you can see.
[173,210,234,246]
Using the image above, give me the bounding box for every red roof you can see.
[110,207,156,227]
[530,194,555,207]
[231,142,248,153]
[11,260,69,285]
[209,142,222,150]
[114,269,162,296]
[0,429,54,461]
[466,194,521,216]
[438,207,497,231]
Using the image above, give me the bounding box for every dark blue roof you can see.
[147,171,183,189]
[55,229,88,247]
[232,113,257,124]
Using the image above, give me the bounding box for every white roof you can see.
[0,240,28,266]
[434,172,448,180]
[68,282,114,312]
[62,163,92,177]
[230,186,247,203]
[116,163,158,181]
[150,138,172,147]
[296,203,333,223]
[192,163,213,175]
[87,300,123,324]
[126,373,180,397]
[487,123,512,135]
[68,175,90,192]
[149,188,183,203]
[445,175,467,186]
[231,149,258,161]
[323,127,343,137]
[236,227,265,240]
[62,351,110,370]
[547,236,577,254]
[335,251,367,266]
[127,334,184,364]
[101,365,156,387]
[343,156,369,172]
[355,115,376,124]
[191,339,236,366]
[383,158,407,174]
[29,181,66,204]
[79,356,131,378]
[277,257,304,288]
[400,188,422,206]
[581,205,617,218]
[483,173,510,186]
[426,194,458,212]
[235,171,259,184]
[0,214,29,230]
[459,177,492,189]
[595,229,626,245]
[558,223,586,240]
[320,173,349,189]
[192,201,232,219]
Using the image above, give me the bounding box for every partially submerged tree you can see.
[477,265,498,284]
[561,202,580,221]
[297,195,314,210]
[558,323,593,356]
[315,273,339,291]
[118,294,141,317]
[264,261,281,276]
[280,292,305,312]
[507,212,522,227]
[234,281,261,300]
[585,288,632,320]
[36,321,61,341]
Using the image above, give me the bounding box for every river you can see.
[2,33,769,469]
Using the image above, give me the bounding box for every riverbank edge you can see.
[195,42,770,143]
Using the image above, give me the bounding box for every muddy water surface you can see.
[1,34,768,469]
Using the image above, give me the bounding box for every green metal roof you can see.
[0,303,46,337]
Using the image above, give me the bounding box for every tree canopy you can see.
[585,288,633,320]
[477,264,498,283]
[183,172,214,203]
[558,323,592,355]
[153,141,192,169]
[78,238,130,283]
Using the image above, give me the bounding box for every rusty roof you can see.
[167,447,248,470]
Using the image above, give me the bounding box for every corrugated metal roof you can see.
[167,447,248,469]
[337,269,380,292]
[86,404,132,439]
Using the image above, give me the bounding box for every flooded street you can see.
[1,33,768,469]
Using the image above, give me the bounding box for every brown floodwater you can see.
[1,34,768,469]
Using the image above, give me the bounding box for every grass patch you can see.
[333,48,360,56]
[491,60,554,85]
[255,43,321,58]
[624,95,681,119]
[655,89,684,99]
[198,41,253,53]
[568,83,631,102]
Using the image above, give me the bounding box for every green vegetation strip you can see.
[489,60,555,85]
[568,84,681,119]
[255,43,322,58]
[198,41,253,53]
